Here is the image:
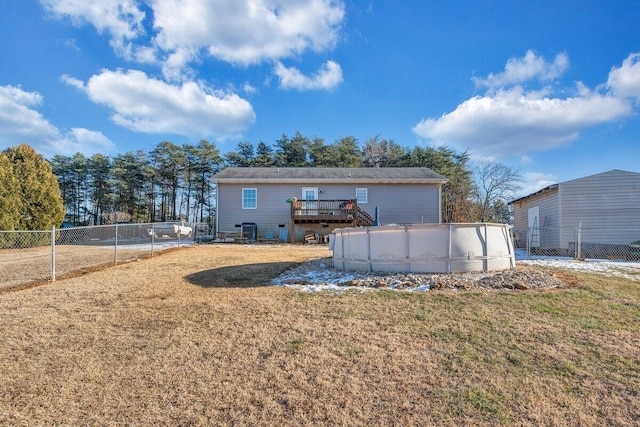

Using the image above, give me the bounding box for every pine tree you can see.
[4,144,64,230]
[275,132,309,167]
[151,141,185,220]
[333,136,363,167]
[87,153,112,225]
[192,140,222,223]
[0,153,21,230]
[254,142,275,166]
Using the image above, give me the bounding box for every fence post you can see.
[367,227,372,272]
[404,225,410,273]
[51,226,56,282]
[114,224,118,265]
[576,221,582,260]
[526,227,531,259]
[483,223,488,272]
[447,224,452,273]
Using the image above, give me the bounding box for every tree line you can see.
[47,131,520,227]
[49,139,221,226]
[0,132,521,230]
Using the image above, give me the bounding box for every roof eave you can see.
[213,178,448,185]
[508,183,559,205]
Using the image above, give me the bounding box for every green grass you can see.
[277,271,640,425]
[1,244,639,426]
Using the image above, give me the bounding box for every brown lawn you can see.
[0,244,638,426]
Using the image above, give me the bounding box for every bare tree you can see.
[473,160,522,223]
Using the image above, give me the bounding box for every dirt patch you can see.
[0,243,177,292]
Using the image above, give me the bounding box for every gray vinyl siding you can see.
[560,170,640,230]
[217,184,297,230]
[512,189,560,230]
[511,189,561,249]
[364,184,440,224]
[312,183,440,224]
[217,182,441,232]
[559,170,640,245]
[511,170,640,249]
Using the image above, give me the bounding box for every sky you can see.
[1,0,639,197]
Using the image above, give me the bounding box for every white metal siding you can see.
[561,170,640,230]
[512,170,640,248]
[511,189,560,249]
[559,170,640,245]
[512,189,560,229]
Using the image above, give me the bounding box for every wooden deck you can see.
[291,199,374,226]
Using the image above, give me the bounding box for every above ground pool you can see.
[330,223,515,274]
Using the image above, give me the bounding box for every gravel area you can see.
[271,257,565,291]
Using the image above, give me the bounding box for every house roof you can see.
[509,169,640,205]
[212,167,448,184]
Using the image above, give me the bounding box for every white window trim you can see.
[242,188,257,209]
[356,188,368,204]
[301,187,318,200]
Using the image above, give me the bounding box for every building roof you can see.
[212,167,448,184]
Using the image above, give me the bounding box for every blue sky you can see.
[1,0,639,196]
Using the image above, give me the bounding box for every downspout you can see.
[438,184,443,224]
[214,180,219,235]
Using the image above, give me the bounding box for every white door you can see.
[301,187,318,214]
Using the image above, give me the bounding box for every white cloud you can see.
[66,69,255,138]
[517,171,558,198]
[40,0,146,59]
[0,85,58,142]
[275,60,343,90]
[520,155,533,165]
[607,52,640,100]
[0,85,115,157]
[243,83,258,94]
[43,0,346,77]
[61,74,84,90]
[473,50,569,89]
[412,85,632,159]
[151,0,345,68]
[51,128,117,155]
[414,51,640,160]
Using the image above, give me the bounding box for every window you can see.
[242,188,257,209]
[301,187,318,200]
[356,188,368,204]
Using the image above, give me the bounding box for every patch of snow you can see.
[518,258,640,281]
[271,251,640,293]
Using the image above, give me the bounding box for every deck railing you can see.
[291,199,374,226]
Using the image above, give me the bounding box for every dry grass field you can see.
[1,244,639,426]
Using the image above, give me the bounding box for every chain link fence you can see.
[514,226,640,261]
[0,222,211,291]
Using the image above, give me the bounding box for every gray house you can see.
[509,169,640,257]
[212,167,447,242]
